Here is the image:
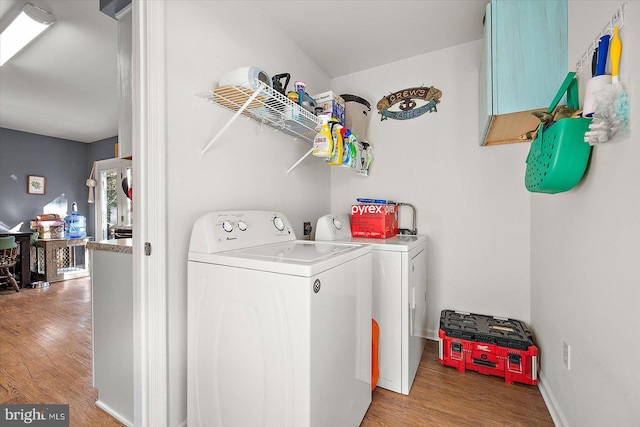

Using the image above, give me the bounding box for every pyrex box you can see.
[312,91,345,126]
[351,203,398,239]
[438,310,538,386]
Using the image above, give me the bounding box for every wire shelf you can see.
[197,79,321,156]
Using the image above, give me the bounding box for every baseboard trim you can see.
[425,328,439,341]
[95,400,133,427]
[538,371,569,427]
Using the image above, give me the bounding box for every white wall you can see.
[532,2,640,426]
[330,41,532,338]
[158,2,639,426]
[164,2,331,424]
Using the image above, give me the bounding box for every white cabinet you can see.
[90,247,133,426]
[479,0,567,145]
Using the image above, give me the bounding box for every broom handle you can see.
[610,27,622,83]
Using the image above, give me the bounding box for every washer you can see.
[316,213,428,395]
[188,210,372,427]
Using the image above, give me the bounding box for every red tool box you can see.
[438,310,538,385]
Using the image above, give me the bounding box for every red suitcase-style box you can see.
[438,310,538,386]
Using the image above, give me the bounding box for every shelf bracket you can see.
[286,148,314,175]
[200,88,263,156]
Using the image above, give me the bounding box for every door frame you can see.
[93,158,132,240]
[132,1,168,425]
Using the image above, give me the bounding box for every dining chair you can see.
[0,236,20,292]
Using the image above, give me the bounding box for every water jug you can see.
[65,202,87,238]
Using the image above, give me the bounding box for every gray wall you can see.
[0,128,116,235]
[87,135,119,233]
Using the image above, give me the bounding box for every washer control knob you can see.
[273,217,285,231]
[221,221,233,233]
[333,218,343,230]
[237,221,248,231]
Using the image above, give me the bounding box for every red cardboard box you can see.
[351,204,398,238]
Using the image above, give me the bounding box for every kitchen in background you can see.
[0,129,116,237]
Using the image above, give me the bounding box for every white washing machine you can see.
[188,210,372,427]
[316,214,428,395]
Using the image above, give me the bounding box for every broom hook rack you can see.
[575,2,627,76]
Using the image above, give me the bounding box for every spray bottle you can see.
[312,116,333,158]
[340,128,351,168]
[356,141,374,176]
[349,134,358,169]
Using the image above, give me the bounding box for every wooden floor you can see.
[362,344,554,427]
[1,279,553,427]
[0,278,121,426]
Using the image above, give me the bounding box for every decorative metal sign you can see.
[376,86,442,120]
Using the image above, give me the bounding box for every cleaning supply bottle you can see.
[342,130,358,169]
[349,133,358,169]
[341,128,351,168]
[356,141,374,176]
[312,116,333,158]
[65,202,87,238]
[327,119,344,165]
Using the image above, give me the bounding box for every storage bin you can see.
[341,94,371,140]
[312,91,345,126]
[32,220,65,239]
[438,310,538,385]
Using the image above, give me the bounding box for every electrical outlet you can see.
[303,222,312,236]
[563,340,571,369]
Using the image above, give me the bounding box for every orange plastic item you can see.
[371,319,380,391]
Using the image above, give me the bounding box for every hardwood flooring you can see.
[0,278,121,426]
[362,343,554,427]
[1,279,553,426]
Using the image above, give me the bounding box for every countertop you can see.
[87,239,133,254]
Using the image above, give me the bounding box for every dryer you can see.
[316,214,428,395]
[188,210,372,427]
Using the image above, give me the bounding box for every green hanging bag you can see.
[525,72,592,194]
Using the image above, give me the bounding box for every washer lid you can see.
[189,240,370,277]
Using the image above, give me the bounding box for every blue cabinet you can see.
[479,0,567,146]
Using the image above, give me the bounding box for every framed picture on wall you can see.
[28,175,46,195]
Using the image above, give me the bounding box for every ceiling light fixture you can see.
[0,3,55,66]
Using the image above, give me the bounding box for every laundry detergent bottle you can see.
[312,116,333,158]
[327,119,344,165]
